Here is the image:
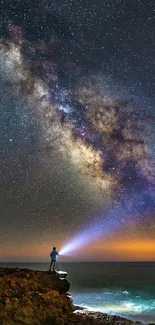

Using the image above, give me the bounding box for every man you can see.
[49,247,59,272]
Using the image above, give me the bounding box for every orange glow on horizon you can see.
[88,238,155,261]
[1,237,155,262]
[114,241,155,252]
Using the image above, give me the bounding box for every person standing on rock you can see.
[49,247,59,272]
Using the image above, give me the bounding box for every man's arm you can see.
[56,251,59,255]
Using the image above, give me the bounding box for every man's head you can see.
[53,247,56,250]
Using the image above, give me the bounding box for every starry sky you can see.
[0,0,155,262]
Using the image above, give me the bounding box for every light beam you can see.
[59,189,155,256]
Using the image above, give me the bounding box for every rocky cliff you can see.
[0,267,74,325]
[0,267,141,325]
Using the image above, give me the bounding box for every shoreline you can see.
[73,306,145,325]
[73,308,145,325]
[71,299,155,325]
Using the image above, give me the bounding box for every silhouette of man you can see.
[49,247,59,272]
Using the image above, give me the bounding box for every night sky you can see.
[0,0,155,262]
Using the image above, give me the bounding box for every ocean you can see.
[1,262,155,324]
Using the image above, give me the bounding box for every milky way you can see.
[2,26,154,209]
[0,0,155,261]
[18,33,154,193]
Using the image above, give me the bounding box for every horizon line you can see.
[1,260,155,263]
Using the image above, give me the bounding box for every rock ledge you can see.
[0,267,73,325]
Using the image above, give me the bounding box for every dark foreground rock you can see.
[0,267,74,325]
[0,267,145,325]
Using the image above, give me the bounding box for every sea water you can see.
[1,262,155,324]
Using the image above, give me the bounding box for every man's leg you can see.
[49,260,53,271]
[52,260,55,271]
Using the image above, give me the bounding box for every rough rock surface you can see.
[0,267,145,325]
[0,267,74,325]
